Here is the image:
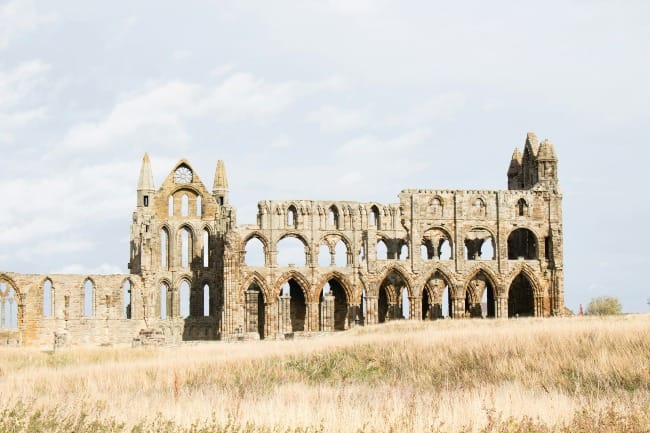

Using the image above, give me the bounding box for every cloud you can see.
[337,127,432,157]
[0,0,54,50]
[326,0,379,16]
[0,60,50,109]
[52,263,123,275]
[306,106,369,132]
[389,93,466,127]
[61,71,337,153]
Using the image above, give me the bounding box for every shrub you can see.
[586,296,622,316]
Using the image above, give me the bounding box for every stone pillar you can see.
[307,302,319,332]
[495,296,507,318]
[409,296,421,320]
[365,295,377,324]
[244,290,260,338]
[265,302,276,339]
[320,295,334,331]
[452,296,465,319]
[278,295,291,335]
[534,295,545,318]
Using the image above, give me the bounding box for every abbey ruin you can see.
[0,132,564,347]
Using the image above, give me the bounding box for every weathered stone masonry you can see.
[0,132,564,346]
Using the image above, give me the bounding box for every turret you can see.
[212,160,229,206]
[522,132,540,188]
[537,139,558,183]
[507,147,523,190]
[137,153,155,208]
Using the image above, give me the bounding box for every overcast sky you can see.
[0,0,648,313]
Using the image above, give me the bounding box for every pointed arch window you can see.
[202,229,209,268]
[203,284,210,317]
[179,280,190,318]
[196,195,202,217]
[43,279,53,317]
[329,206,339,229]
[160,283,170,319]
[0,281,18,329]
[160,228,169,269]
[369,206,379,227]
[123,280,132,319]
[287,206,297,228]
[181,228,192,268]
[83,279,94,317]
[168,196,174,216]
[517,198,528,217]
[181,194,189,217]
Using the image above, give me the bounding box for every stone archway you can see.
[465,272,496,318]
[508,274,535,317]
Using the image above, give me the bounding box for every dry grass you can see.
[2,315,650,432]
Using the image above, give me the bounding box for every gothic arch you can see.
[276,231,310,247]
[416,267,456,295]
[463,265,502,297]
[314,271,354,302]
[505,264,544,297]
[241,271,271,303]
[507,227,540,260]
[375,264,414,297]
[274,270,312,303]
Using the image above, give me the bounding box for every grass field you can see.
[2,315,650,432]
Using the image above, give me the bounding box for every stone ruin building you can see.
[0,132,564,347]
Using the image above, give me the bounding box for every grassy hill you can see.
[1,315,649,432]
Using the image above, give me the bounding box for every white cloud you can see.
[0,60,50,109]
[270,135,291,149]
[337,127,432,157]
[0,0,54,50]
[52,263,123,275]
[389,93,466,127]
[326,0,379,16]
[306,106,369,132]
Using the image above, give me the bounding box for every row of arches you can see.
[242,227,541,267]
[241,268,541,339]
[265,203,389,231]
[40,278,135,320]
[168,192,203,218]
[160,226,210,269]
[158,281,211,319]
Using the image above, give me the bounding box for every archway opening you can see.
[244,236,266,266]
[277,236,308,267]
[281,278,307,332]
[247,283,266,339]
[377,270,408,323]
[179,280,190,318]
[508,228,538,260]
[424,272,452,319]
[319,279,349,331]
[377,240,388,260]
[160,283,171,319]
[123,280,132,319]
[43,279,53,318]
[0,281,18,329]
[465,272,495,318]
[508,274,535,317]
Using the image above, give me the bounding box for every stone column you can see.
[264,302,276,339]
[452,296,465,319]
[278,295,291,335]
[244,290,260,338]
[534,295,545,318]
[365,295,377,324]
[307,302,319,332]
[320,295,334,332]
[495,296,507,319]
[409,296,422,320]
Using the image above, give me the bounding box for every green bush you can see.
[586,296,622,316]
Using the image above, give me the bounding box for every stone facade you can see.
[0,132,564,347]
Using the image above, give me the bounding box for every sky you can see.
[0,0,649,313]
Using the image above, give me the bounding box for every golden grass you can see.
[2,315,650,432]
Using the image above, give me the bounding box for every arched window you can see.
[474,198,486,217]
[334,240,347,266]
[160,228,169,269]
[202,229,209,268]
[43,279,53,317]
[160,283,170,319]
[329,206,339,228]
[399,243,409,260]
[517,198,528,217]
[203,284,210,317]
[244,236,266,266]
[168,196,174,216]
[83,279,94,317]
[181,194,189,217]
[179,281,190,318]
[369,206,379,227]
[181,227,192,268]
[377,240,388,260]
[196,195,202,217]
[287,206,297,228]
[277,236,308,266]
[123,280,132,319]
[0,281,18,329]
[431,198,443,217]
